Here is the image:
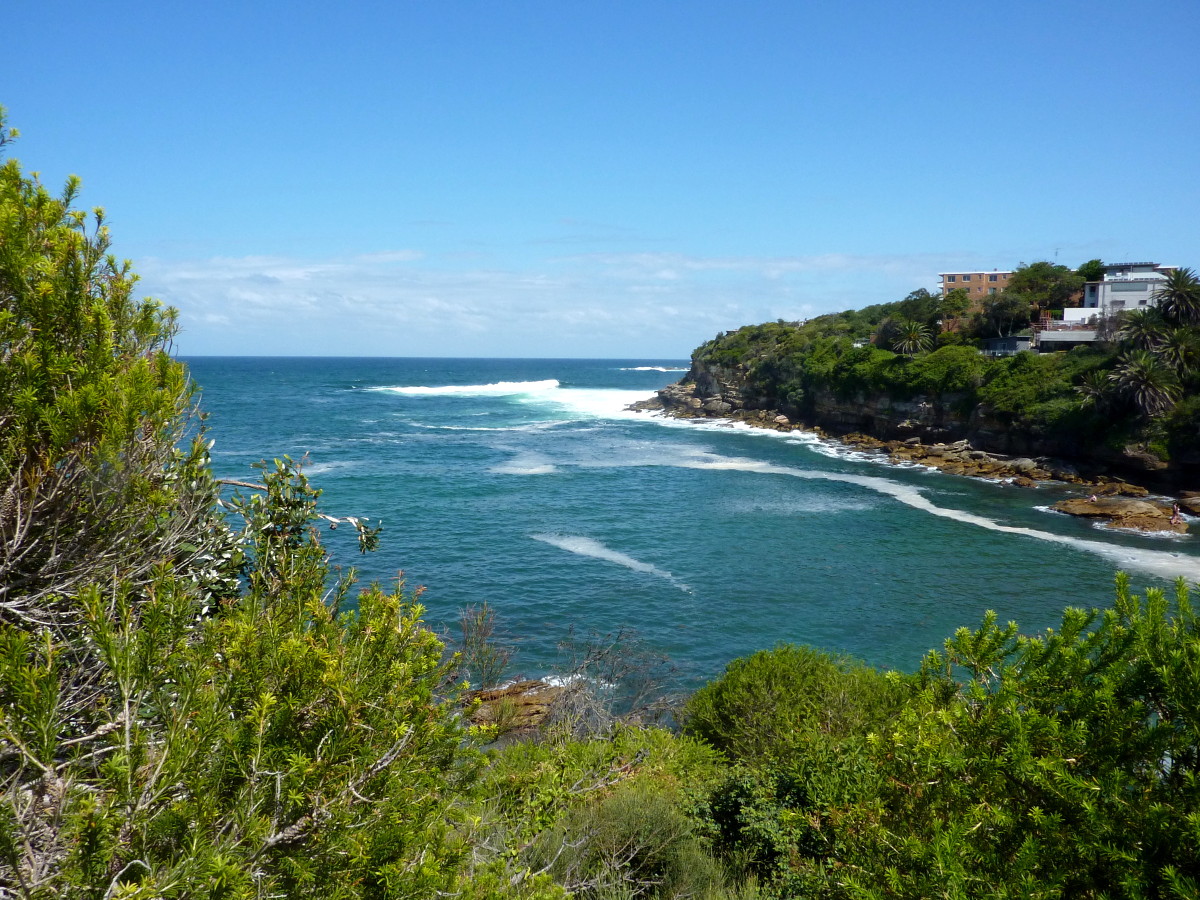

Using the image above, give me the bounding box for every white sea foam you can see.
[372,379,655,425]
[545,388,659,420]
[531,533,691,592]
[617,366,689,372]
[492,453,558,475]
[368,379,560,397]
[495,463,558,475]
[302,461,346,476]
[671,454,1200,583]
[406,421,564,433]
[725,496,874,516]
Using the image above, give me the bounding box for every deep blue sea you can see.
[185,357,1200,686]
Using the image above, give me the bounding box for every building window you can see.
[962,275,972,282]
[946,275,956,283]
[989,287,997,295]
[988,274,998,282]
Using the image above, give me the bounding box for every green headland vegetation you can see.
[686,268,1200,481]
[3,111,1200,899]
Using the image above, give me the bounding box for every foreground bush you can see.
[0,112,233,631]
[837,574,1200,899]
[0,461,479,898]
[682,645,909,767]
[684,578,1200,899]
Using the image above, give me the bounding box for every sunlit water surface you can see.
[186,357,1200,686]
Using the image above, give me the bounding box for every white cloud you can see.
[139,248,946,358]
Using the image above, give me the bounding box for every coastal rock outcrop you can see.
[465,679,565,739]
[637,353,1200,494]
[1051,497,1187,534]
[629,368,1196,522]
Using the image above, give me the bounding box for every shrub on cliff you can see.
[0,459,484,897]
[681,644,908,767]
[686,579,1200,899]
[0,113,489,898]
[0,110,236,630]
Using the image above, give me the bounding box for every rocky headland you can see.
[631,375,1198,535]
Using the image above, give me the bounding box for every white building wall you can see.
[1080,263,1172,314]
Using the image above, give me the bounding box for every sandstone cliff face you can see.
[644,357,1184,487]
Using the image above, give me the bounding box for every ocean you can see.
[185,356,1200,686]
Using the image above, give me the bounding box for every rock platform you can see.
[629,382,1191,534]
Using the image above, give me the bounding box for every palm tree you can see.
[893,320,932,357]
[1116,307,1168,350]
[1159,326,1200,378]
[1108,349,1182,418]
[1153,266,1200,328]
[1075,369,1113,412]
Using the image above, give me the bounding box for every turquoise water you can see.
[185,357,1200,685]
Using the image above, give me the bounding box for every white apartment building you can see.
[1063,261,1176,324]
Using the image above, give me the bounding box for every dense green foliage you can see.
[694,267,1200,460]
[0,113,233,629]
[0,114,474,898]
[677,577,1200,899]
[697,318,1109,433]
[0,462,479,898]
[682,646,908,767]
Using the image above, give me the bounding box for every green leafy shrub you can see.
[525,778,732,899]
[0,110,237,629]
[681,645,909,766]
[832,576,1200,898]
[0,461,480,897]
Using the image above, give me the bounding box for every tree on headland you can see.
[977,290,1032,337]
[939,286,971,321]
[1076,258,1106,282]
[1109,348,1182,418]
[1006,260,1086,312]
[1116,307,1168,351]
[1159,325,1200,377]
[893,320,933,357]
[1154,266,1200,328]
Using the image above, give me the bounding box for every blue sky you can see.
[7,1,1199,357]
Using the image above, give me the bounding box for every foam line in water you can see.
[617,366,689,372]
[493,453,558,475]
[674,454,1200,584]
[406,421,565,432]
[368,379,560,397]
[531,533,691,592]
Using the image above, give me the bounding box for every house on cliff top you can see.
[1061,261,1178,324]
